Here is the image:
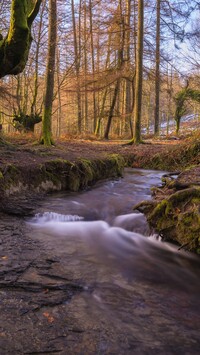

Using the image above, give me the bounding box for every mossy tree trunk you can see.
[130,0,144,144]
[0,0,42,145]
[174,88,187,135]
[0,0,42,78]
[41,0,57,146]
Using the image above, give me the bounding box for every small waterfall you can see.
[32,211,84,223]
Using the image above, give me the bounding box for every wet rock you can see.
[175,166,200,189]
[0,192,44,216]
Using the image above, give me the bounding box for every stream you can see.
[28,168,200,354]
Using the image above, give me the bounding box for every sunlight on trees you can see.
[0,0,199,143]
[40,0,57,146]
[175,87,200,134]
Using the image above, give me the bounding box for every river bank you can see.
[0,137,172,215]
[0,135,200,353]
[1,167,200,355]
[0,135,199,251]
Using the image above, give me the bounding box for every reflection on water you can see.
[28,168,200,353]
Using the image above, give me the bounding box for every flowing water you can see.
[28,168,200,354]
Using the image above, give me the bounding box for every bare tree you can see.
[71,0,82,133]
[154,0,161,136]
[132,0,144,143]
[104,0,125,140]
[41,0,57,145]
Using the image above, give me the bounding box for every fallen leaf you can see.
[43,312,54,323]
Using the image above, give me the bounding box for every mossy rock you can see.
[147,187,200,253]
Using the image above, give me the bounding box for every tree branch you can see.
[28,0,43,26]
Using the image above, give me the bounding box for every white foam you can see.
[33,211,84,223]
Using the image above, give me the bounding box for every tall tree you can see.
[41,0,57,145]
[104,0,125,140]
[132,0,144,143]
[89,0,97,132]
[0,0,42,78]
[31,0,46,116]
[154,0,161,136]
[83,0,88,132]
[124,0,133,137]
[71,0,82,133]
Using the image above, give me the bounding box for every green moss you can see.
[0,171,3,179]
[4,164,20,184]
[6,164,19,174]
[39,156,125,192]
[40,160,73,189]
[0,155,128,204]
[79,159,94,181]
[68,171,81,191]
[192,197,200,204]
[165,201,174,215]
[148,199,167,220]
[174,88,200,134]
[108,154,125,174]
[176,210,200,250]
[147,188,200,252]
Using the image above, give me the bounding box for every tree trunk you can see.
[104,79,120,139]
[95,28,112,136]
[31,0,45,116]
[167,64,173,135]
[124,0,132,137]
[71,0,82,133]
[0,0,42,78]
[56,47,62,137]
[89,0,97,132]
[83,0,88,132]
[154,0,161,136]
[41,0,57,146]
[95,88,108,136]
[133,0,144,143]
[104,0,125,140]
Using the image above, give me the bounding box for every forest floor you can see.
[1,115,199,169]
[0,132,195,170]
[0,134,175,167]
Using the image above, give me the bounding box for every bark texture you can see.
[41,0,57,146]
[133,0,144,143]
[0,0,42,78]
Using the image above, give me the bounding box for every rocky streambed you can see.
[0,165,200,354]
[134,166,200,253]
[0,138,199,252]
